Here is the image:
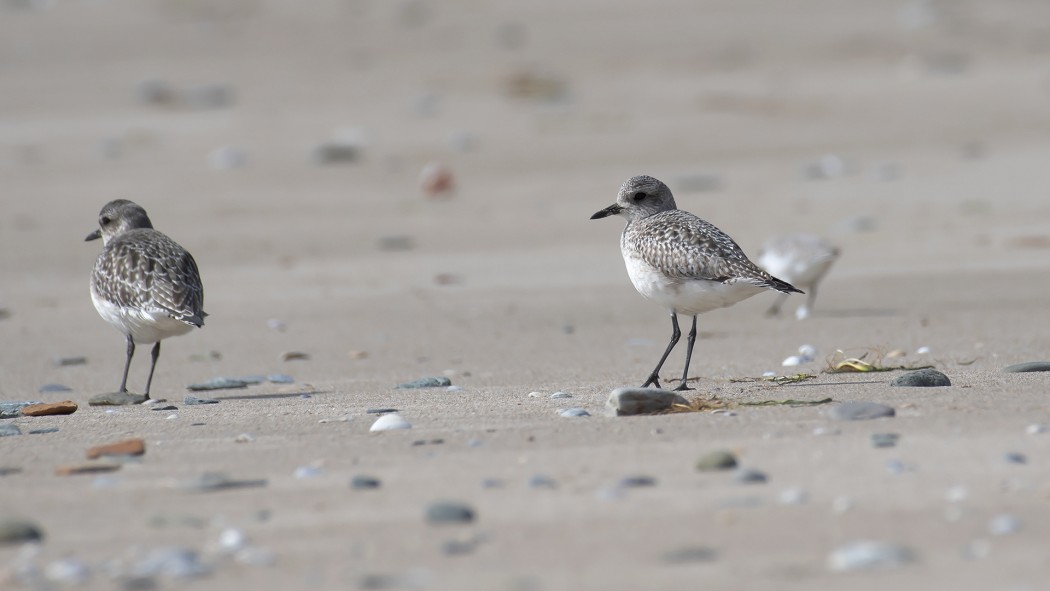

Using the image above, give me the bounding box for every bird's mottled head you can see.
[86,199,154,245]
[590,175,677,222]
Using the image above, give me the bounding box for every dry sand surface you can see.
[3,1,1050,589]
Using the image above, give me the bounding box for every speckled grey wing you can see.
[625,210,796,292]
[94,230,206,326]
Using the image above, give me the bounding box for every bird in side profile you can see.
[757,233,840,319]
[591,175,802,390]
[86,200,206,399]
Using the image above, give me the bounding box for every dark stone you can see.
[395,377,452,389]
[350,475,382,490]
[733,468,768,484]
[0,518,43,544]
[1003,362,1050,373]
[184,396,220,405]
[366,408,399,414]
[828,401,895,421]
[150,405,179,411]
[871,433,900,448]
[890,368,951,387]
[618,475,657,488]
[28,428,60,435]
[696,450,738,471]
[425,501,475,524]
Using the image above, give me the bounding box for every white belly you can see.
[624,255,766,316]
[91,290,194,344]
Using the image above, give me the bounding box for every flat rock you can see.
[0,424,22,437]
[88,391,147,406]
[395,377,452,389]
[184,396,220,405]
[425,501,475,524]
[606,388,689,416]
[1003,361,1050,373]
[86,437,145,459]
[890,368,951,387]
[828,401,895,421]
[21,400,78,416]
[186,377,248,391]
[0,518,43,544]
[55,463,121,476]
[29,427,60,435]
[696,450,738,471]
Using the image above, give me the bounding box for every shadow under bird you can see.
[591,175,802,391]
[86,200,206,399]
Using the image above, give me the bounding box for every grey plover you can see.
[757,233,839,319]
[86,200,205,399]
[591,175,801,390]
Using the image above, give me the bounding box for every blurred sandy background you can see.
[2,1,1050,590]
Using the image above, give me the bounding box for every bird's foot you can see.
[641,376,662,389]
[673,383,694,392]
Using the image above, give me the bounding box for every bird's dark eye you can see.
[101,217,111,226]
[632,191,646,201]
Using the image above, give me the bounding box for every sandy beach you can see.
[3,1,1050,589]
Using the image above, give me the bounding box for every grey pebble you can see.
[828,540,916,571]
[828,401,895,421]
[606,387,689,416]
[550,391,572,399]
[1004,452,1026,464]
[88,391,147,406]
[871,433,900,448]
[661,546,717,564]
[131,546,211,579]
[38,383,72,393]
[1003,361,1050,373]
[890,368,951,387]
[425,501,475,524]
[442,538,477,556]
[312,142,362,165]
[1,401,42,418]
[350,475,382,490]
[0,424,22,437]
[618,475,657,488]
[481,478,504,489]
[186,377,248,391]
[696,450,738,472]
[733,468,768,484]
[28,427,60,435]
[55,356,87,366]
[180,472,268,493]
[267,374,295,384]
[0,518,43,544]
[528,474,557,489]
[377,235,415,252]
[184,396,220,405]
[395,377,452,389]
[559,408,590,417]
[366,408,399,414]
[0,467,23,477]
[151,405,179,411]
[122,576,159,591]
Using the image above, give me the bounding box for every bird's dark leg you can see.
[765,293,788,317]
[642,313,681,389]
[119,335,135,393]
[143,341,161,399]
[674,316,698,391]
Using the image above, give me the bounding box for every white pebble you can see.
[294,465,323,479]
[762,371,777,378]
[798,344,817,360]
[446,385,463,392]
[916,346,931,354]
[813,426,840,437]
[218,528,247,553]
[782,355,803,367]
[778,487,809,505]
[370,413,412,432]
[988,514,1021,536]
[550,392,572,399]
[795,306,810,320]
[166,413,179,420]
[234,433,255,443]
[527,391,543,398]
[827,540,915,571]
[1026,423,1049,435]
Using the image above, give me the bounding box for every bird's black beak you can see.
[85,229,101,241]
[590,204,622,220]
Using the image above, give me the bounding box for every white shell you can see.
[370,413,412,432]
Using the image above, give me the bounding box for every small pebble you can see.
[481,478,504,489]
[550,391,572,399]
[528,474,557,489]
[916,346,931,354]
[88,391,147,406]
[131,546,211,579]
[782,356,803,367]
[527,392,543,398]
[370,413,412,432]
[778,487,809,505]
[661,546,717,564]
[871,433,900,448]
[1026,424,1049,435]
[281,351,310,362]
[234,433,255,443]
[446,385,464,392]
[86,438,145,459]
[425,501,475,524]
[419,162,455,197]
[762,371,777,378]
[890,368,950,387]
[559,408,590,417]
[180,472,268,493]
[696,450,738,471]
[151,405,178,411]
[266,319,286,331]
[28,427,60,435]
[217,528,246,553]
[267,374,294,384]
[1003,361,1050,373]
[350,475,382,490]
[236,376,267,385]
[827,540,916,571]
[1003,452,1026,464]
[21,400,77,416]
[0,518,43,544]
[38,383,72,393]
[186,377,247,391]
[0,424,23,437]
[294,465,324,479]
[395,377,451,389]
[733,468,768,484]
[618,475,656,488]
[606,387,689,416]
[988,514,1021,536]
[828,401,895,421]
[184,396,220,405]
[55,356,87,366]
[312,142,362,165]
